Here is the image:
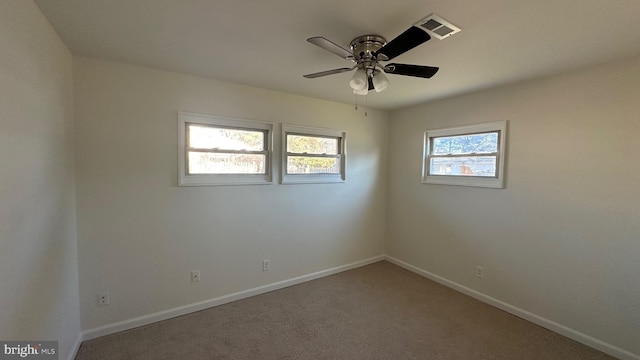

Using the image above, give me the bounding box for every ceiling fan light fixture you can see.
[372,71,389,93]
[304,17,444,97]
[349,68,368,90]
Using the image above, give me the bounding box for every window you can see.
[423,120,507,188]
[282,124,346,184]
[178,112,273,186]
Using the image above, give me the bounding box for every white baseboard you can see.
[81,255,385,341]
[79,254,638,360]
[66,332,83,360]
[384,255,639,360]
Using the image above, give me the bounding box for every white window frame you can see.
[422,120,507,188]
[281,124,346,184]
[178,112,273,186]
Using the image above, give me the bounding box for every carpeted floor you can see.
[75,261,614,359]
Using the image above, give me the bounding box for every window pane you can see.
[188,125,264,151]
[429,156,497,177]
[287,134,338,155]
[432,132,498,155]
[188,152,266,174]
[287,156,340,174]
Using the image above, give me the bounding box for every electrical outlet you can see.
[191,270,201,282]
[97,292,110,307]
[475,266,485,279]
[262,259,271,272]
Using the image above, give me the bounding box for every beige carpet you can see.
[75,261,614,359]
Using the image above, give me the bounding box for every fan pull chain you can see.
[354,94,367,117]
[364,94,368,117]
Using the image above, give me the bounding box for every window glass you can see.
[429,156,497,177]
[187,152,266,174]
[431,132,498,155]
[286,134,338,155]
[286,156,341,175]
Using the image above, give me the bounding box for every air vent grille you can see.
[415,13,461,40]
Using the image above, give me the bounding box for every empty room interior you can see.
[1,0,639,359]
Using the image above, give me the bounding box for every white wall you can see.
[73,58,388,331]
[0,0,81,358]
[387,55,640,357]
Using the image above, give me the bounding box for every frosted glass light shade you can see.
[353,87,368,95]
[349,68,368,90]
[372,71,389,93]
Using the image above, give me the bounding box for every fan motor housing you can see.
[350,35,386,61]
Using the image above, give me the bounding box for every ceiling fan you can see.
[303,14,460,95]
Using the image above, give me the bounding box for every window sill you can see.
[281,174,345,185]
[422,175,504,188]
[179,174,272,186]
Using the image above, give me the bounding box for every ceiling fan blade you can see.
[374,27,431,61]
[383,63,439,78]
[307,37,353,60]
[303,67,354,79]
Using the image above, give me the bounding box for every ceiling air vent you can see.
[415,13,461,40]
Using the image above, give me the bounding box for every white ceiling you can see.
[35,0,640,110]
